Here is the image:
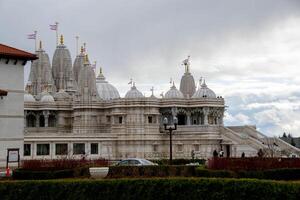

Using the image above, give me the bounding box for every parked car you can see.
[116,158,158,166]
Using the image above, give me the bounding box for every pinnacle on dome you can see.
[84,54,89,65]
[97,67,105,79]
[60,34,64,45]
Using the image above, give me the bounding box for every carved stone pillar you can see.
[24,111,27,127]
[186,111,191,125]
[203,107,209,125]
[43,110,49,127]
[36,114,40,127]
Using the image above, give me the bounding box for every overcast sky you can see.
[1,0,300,136]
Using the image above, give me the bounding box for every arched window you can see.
[39,115,45,127]
[48,114,56,127]
[26,114,36,127]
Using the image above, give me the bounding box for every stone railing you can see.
[159,125,220,133]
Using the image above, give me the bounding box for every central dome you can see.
[96,69,120,100]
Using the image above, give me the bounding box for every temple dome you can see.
[24,92,36,102]
[192,80,216,98]
[28,42,56,95]
[40,92,55,102]
[52,35,77,92]
[96,69,120,100]
[165,83,184,99]
[73,51,85,83]
[54,89,71,101]
[77,56,99,101]
[125,84,144,99]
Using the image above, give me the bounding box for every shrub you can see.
[12,167,90,180]
[0,178,300,200]
[208,157,300,171]
[21,158,109,171]
[196,169,236,178]
[107,165,197,178]
[151,159,206,165]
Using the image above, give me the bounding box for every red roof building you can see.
[0,44,37,60]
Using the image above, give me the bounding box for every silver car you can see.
[116,158,158,166]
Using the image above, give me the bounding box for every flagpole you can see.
[55,22,59,46]
[34,31,37,52]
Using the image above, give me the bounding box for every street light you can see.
[163,116,178,165]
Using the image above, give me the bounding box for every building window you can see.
[55,143,68,155]
[194,144,200,152]
[91,143,98,154]
[148,116,153,123]
[73,143,85,155]
[24,144,31,156]
[37,144,50,155]
[177,144,183,152]
[106,116,111,123]
[118,116,123,124]
[153,144,158,152]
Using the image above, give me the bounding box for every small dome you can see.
[24,92,36,102]
[96,69,120,100]
[54,89,71,101]
[125,84,144,99]
[40,92,55,102]
[165,83,184,99]
[192,80,216,98]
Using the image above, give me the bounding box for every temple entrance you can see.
[177,114,186,125]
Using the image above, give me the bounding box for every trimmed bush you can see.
[0,178,300,200]
[21,158,109,170]
[237,168,300,180]
[151,159,206,165]
[107,165,300,180]
[107,165,196,178]
[196,169,236,178]
[12,167,90,180]
[208,157,300,171]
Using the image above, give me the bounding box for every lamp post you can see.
[163,116,178,165]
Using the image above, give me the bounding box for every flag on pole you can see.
[49,24,58,30]
[128,78,133,85]
[27,33,36,39]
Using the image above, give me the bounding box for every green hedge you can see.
[0,178,300,200]
[107,166,300,180]
[151,159,206,165]
[12,167,90,180]
[107,165,196,178]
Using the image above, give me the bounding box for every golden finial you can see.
[80,46,84,54]
[84,54,89,64]
[60,34,64,45]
